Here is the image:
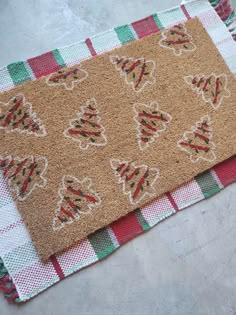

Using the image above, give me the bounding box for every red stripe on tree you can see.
[117,163,125,171]
[87,105,96,111]
[128,60,141,72]
[197,126,210,133]
[140,121,157,132]
[115,58,123,64]
[49,69,77,81]
[20,159,36,197]
[170,28,186,36]
[180,142,209,151]
[67,187,97,203]
[141,130,154,137]
[138,112,168,121]
[31,121,40,132]
[126,168,140,182]
[60,206,74,219]
[197,77,204,88]
[135,63,146,90]
[202,121,209,128]
[57,215,64,222]
[213,78,220,104]
[120,164,131,178]
[132,170,148,200]
[3,160,14,177]
[64,197,78,212]
[84,113,97,117]
[194,132,209,142]
[68,130,101,136]
[163,39,190,45]
[202,76,211,91]
[27,119,33,130]
[3,97,23,127]
[13,114,29,129]
[0,159,7,167]
[121,60,128,70]
[8,158,28,179]
[82,119,100,128]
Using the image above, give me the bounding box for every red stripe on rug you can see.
[85,38,97,56]
[132,15,160,38]
[213,157,236,186]
[0,219,23,235]
[181,4,191,20]
[166,192,179,212]
[51,255,64,280]
[111,212,143,245]
[28,52,61,79]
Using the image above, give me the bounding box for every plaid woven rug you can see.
[0,0,236,303]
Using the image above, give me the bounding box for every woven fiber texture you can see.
[0,0,236,302]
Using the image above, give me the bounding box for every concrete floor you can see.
[0,0,236,314]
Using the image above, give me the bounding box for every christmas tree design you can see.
[53,175,101,230]
[184,73,230,110]
[0,155,48,201]
[177,115,216,163]
[0,94,46,137]
[110,159,159,205]
[110,55,156,92]
[133,102,172,151]
[64,98,107,150]
[46,65,88,90]
[159,24,196,56]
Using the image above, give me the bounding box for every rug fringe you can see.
[0,257,20,303]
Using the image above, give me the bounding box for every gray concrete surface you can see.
[0,0,236,314]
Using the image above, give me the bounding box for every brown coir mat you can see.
[0,18,235,261]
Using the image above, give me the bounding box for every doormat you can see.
[0,0,236,302]
[0,17,235,261]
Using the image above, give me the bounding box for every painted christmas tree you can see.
[133,102,172,150]
[184,73,230,109]
[46,65,88,90]
[0,155,48,201]
[110,159,159,205]
[159,24,196,56]
[0,94,46,136]
[53,175,101,230]
[177,115,216,163]
[110,55,156,92]
[64,98,107,150]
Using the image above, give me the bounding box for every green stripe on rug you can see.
[135,209,150,231]
[195,170,221,198]
[52,49,66,68]
[88,228,116,260]
[7,62,31,85]
[153,13,164,29]
[209,0,221,7]
[115,25,136,44]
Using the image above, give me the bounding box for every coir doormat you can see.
[0,18,235,261]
